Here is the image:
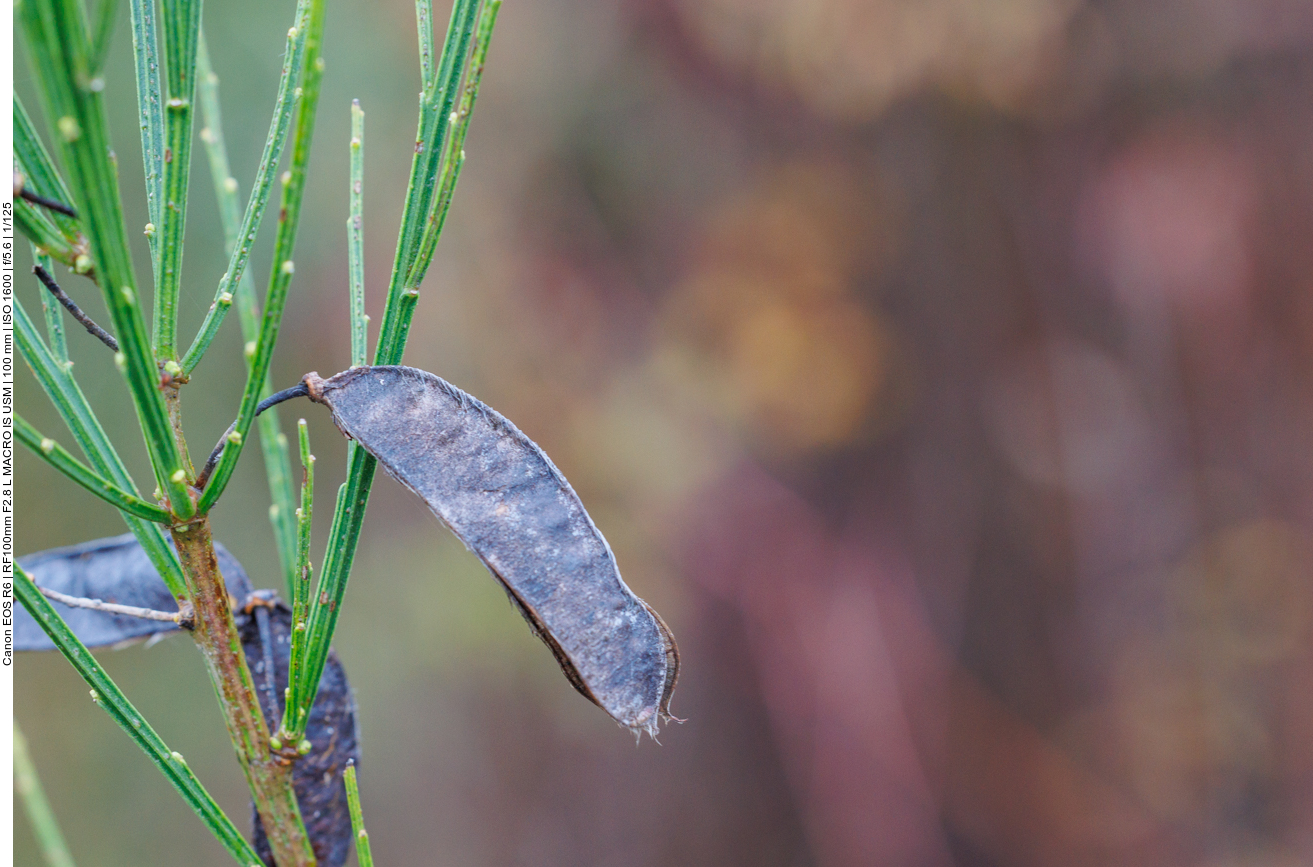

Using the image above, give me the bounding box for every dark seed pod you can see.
[243,599,359,867]
[15,537,359,865]
[305,365,679,738]
[14,533,253,650]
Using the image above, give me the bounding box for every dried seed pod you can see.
[15,536,359,865]
[305,365,679,737]
[14,533,253,650]
[243,600,358,867]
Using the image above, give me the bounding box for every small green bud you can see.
[164,360,183,377]
[121,287,135,304]
[144,222,156,237]
[74,254,93,274]
[170,469,186,484]
[227,430,243,445]
[57,116,81,141]
[297,740,312,756]
[39,438,55,455]
[269,736,283,751]
[224,177,238,194]
[244,341,257,358]
[170,751,186,765]
[281,260,295,275]
[114,352,127,371]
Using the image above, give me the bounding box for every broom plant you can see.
[14,0,501,862]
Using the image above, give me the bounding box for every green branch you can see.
[19,0,194,518]
[16,298,188,601]
[180,0,312,375]
[14,720,78,867]
[17,415,173,523]
[345,761,374,867]
[128,0,164,262]
[197,0,326,513]
[279,419,315,741]
[194,31,299,592]
[16,567,264,867]
[291,0,499,740]
[348,100,367,367]
[88,0,120,75]
[153,0,204,359]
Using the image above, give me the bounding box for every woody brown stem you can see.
[171,518,316,866]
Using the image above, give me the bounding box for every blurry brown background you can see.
[16,0,1313,864]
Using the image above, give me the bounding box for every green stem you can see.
[280,419,315,739]
[128,0,164,262]
[17,415,174,523]
[292,0,497,738]
[16,298,188,601]
[344,761,374,867]
[19,0,194,518]
[15,202,80,269]
[14,720,78,867]
[408,0,501,288]
[196,0,326,513]
[348,100,367,367]
[195,32,299,593]
[168,522,315,867]
[180,0,312,375]
[153,0,203,359]
[13,94,81,241]
[373,0,481,362]
[88,0,120,75]
[16,567,265,867]
[33,248,70,362]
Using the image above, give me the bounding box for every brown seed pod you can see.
[305,365,679,738]
[244,599,358,867]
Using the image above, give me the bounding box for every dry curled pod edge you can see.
[305,365,680,740]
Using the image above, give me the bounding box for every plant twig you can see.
[409,0,501,288]
[18,0,194,520]
[348,100,367,367]
[88,0,121,75]
[195,383,309,491]
[37,585,184,624]
[16,566,265,866]
[33,248,69,362]
[195,32,299,595]
[279,419,315,740]
[128,0,164,258]
[15,299,189,599]
[16,415,173,523]
[17,187,79,219]
[180,1,313,375]
[196,0,327,512]
[167,522,315,867]
[33,265,119,352]
[13,94,80,239]
[293,0,498,737]
[153,0,203,359]
[13,720,78,867]
[344,761,374,867]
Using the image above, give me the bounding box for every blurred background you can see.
[15,0,1313,864]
